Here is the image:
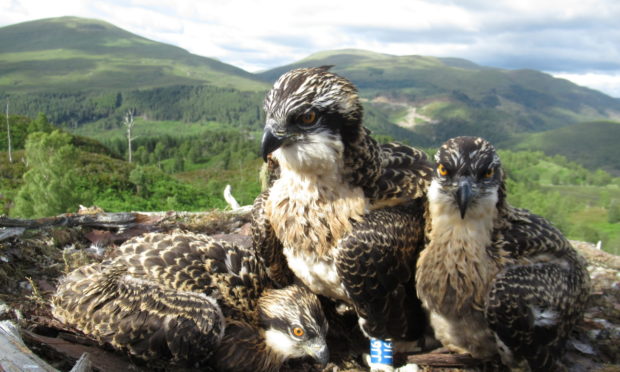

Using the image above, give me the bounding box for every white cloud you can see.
[552,72,620,98]
[0,0,87,23]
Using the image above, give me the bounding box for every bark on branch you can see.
[0,212,137,230]
[407,352,482,368]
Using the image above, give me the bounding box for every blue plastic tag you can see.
[370,338,393,365]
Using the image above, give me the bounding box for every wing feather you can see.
[251,190,295,287]
[52,264,224,367]
[115,232,267,322]
[485,207,590,370]
[344,133,433,205]
[52,232,275,367]
[486,263,586,370]
[336,201,428,340]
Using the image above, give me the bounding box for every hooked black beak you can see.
[312,344,329,367]
[261,127,286,162]
[456,178,473,219]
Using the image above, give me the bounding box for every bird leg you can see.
[367,338,394,371]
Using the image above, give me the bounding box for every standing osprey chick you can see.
[253,66,432,342]
[52,232,328,372]
[416,136,590,371]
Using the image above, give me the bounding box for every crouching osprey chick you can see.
[416,136,590,371]
[52,232,329,372]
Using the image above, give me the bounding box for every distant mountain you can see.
[258,49,620,142]
[0,16,268,92]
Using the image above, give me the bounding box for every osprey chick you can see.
[416,136,590,371]
[52,232,328,372]
[253,66,432,341]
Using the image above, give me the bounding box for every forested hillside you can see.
[5,86,267,131]
[501,121,620,175]
[0,114,261,216]
[1,114,618,255]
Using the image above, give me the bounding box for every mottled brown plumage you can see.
[416,136,590,371]
[52,232,328,371]
[253,66,432,341]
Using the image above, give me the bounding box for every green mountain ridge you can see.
[0,16,268,92]
[258,49,620,132]
[2,17,620,173]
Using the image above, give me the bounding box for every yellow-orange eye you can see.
[300,110,317,125]
[484,168,494,178]
[292,327,305,337]
[437,164,448,177]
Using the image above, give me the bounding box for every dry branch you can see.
[407,352,482,368]
[22,329,141,372]
[0,320,59,372]
[0,212,137,230]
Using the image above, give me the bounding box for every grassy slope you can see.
[74,119,232,140]
[258,49,620,134]
[0,17,268,92]
[502,121,620,175]
[262,49,620,111]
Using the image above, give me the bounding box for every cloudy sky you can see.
[1,0,620,97]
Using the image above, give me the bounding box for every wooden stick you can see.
[0,320,59,372]
[0,212,137,230]
[407,352,482,368]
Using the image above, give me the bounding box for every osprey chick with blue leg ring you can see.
[252,66,433,367]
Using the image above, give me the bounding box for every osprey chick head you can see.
[261,66,363,172]
[259,285,329,366]
[430,136,503,219]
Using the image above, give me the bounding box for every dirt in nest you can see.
[0,214,619,372]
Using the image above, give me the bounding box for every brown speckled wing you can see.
[115,232,267,322]
[343,133,433,205]
[485,262,589,370]
[335,201,428,340]
[212,319,283,372]
[492,207,577,260]
[52,232,275,367]
[251,190,295,287]
[486,208,590,370]
[349,137,433,205]
[374,143,433,201]
[52,263,223,368]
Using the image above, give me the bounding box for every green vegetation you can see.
[501,121,620,175]
[13,130,82,217]
[0,114,262,217]
[1,114,618,255]
[0,16,268,93]
[5,84,267,131]
[499,150,620,255]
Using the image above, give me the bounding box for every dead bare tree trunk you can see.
[6,99,12,163]
[123,109,136,163]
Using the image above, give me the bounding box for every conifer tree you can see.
[13,130,81,218]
